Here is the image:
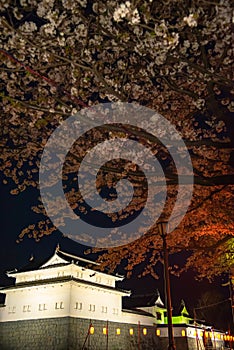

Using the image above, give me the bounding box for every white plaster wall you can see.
[0,279,156,326]
[0,282,71,321]
[0,255,156,326]
[121,310,155,326]
[12,262,118,288]
[70,282,124,322]
[157,325,226,344]
[186,326,225,343]
[158,325,188,338]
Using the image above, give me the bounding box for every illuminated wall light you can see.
[116,328,121,335]
[156,329,161,336]
[193,330,197,337]
[217,333,221,340]
[205,331,209,338]
[103,327,107,335]
[89,326,94,335]
[200,331,203,338]
[181,329,186,337]
[129,328,134,336]
[143,328,147,336]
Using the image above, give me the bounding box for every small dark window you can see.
[156,312,162,320]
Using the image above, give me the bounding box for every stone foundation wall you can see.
[0,317,161,350]
[2,317,224,350]
[160,335,225,350]
[159,337,189,350]
[68,317,160,350]
[0,317,69,350]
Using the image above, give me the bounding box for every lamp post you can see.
[229,269,234,330]
[157,221,176,350]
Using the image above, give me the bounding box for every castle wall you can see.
[0,316,161,350]
[0,280,152,325]
[158,325,225,350]
[0,250,227,350]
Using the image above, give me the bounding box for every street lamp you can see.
[157,221,176,350]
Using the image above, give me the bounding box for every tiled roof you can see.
[6,247,124,279]
[7,257,48,273]
[123,290,164,309]
[0,275,129,294]
[122,308,155,318]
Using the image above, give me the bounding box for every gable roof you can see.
[39,252,69,268]
[122,308,155,318]
[122,290,165,309]
[6,246,124,280]
[6,246,100,275]
[40,247,100,269]
[173,299,192,318]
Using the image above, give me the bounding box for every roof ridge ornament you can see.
[55,243,60,252]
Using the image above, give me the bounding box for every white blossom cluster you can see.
[113,1,140,24]
[0,0,233,278]
[183,13,197,27]
[156,20,180,49]
[192,98,205,110]
[19,21,37,33]
[0,0,232,141]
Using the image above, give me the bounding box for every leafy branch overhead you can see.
[0,0,233,279]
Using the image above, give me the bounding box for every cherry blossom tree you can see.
[0,0,233,279]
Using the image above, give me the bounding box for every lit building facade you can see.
[0,247,229,350]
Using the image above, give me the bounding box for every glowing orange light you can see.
[143,328,147,335]
[129,328,134,335]
[90,326,94,335]
[156,329,161,336]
